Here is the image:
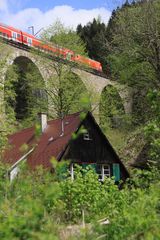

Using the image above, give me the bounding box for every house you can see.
[3,111,129,181]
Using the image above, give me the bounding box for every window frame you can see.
[12,32,17,39]
[27,37,32,46]
[83,132,92,141]
[70,163,74,180]
[97,164,110,181]
[70,163,111,181]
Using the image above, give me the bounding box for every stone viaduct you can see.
[0,43,132,122]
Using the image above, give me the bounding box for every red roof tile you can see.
[3,112,81,169]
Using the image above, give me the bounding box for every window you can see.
[70,163,96,180]
[97,164,110,181]
[83,132,92,140]
[12,32,17,39]
[70,163,111,181]
[17,34,20,38]
[28,38,32,45]
[2,33,9,38]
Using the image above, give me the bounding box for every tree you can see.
[144,89,160,167]
[99,85,125,131]
[77,18,109,71]
[41,19,87,56]
[108,0,160,88]
[4,60,47,128]
[106,0,160,126]
[39,20,91,118]
[0,42,17,157]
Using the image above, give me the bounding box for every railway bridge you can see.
[0,41,132,122]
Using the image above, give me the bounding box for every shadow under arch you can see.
[4,56,48,126]
[99,84,125,130]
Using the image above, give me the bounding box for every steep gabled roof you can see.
[4,112,81,169]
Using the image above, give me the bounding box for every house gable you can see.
[61,112,129,181]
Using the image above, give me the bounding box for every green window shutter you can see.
[56,162,68,180]
[82,163,96,172]
[113,163,120,182]
[90,163,96,172]
[82,163,88,169]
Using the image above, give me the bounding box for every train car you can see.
[74,54,102,71]
[0,22,103,72]
[0,22,39,47]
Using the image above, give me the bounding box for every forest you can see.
[0,0,160,239]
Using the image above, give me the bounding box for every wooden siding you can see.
[63,113,129,181]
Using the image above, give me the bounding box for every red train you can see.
[0,23,102,72]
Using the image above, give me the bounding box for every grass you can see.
[105,128,128,153]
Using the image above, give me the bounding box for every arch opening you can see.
[99,85,125,131]
[49,70,91,118]
[4,56,48,127]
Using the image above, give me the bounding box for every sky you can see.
[0,0,126,34]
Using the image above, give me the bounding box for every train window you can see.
[28,38,32,44]
[12,32,17,39]
[17,34,20,38]
[24,36,27,41]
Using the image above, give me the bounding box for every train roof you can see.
[0,22,40,40]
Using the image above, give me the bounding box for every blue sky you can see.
[8,0,124,12]
[0,0,125,32]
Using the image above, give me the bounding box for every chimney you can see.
[60,113,64,137]
[60,117,64,137]
[39,113,47,133]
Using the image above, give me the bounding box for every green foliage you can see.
[144,90,160,167]
[110,0,160,86]
[77,18,109,71]
[99,85,129,131]
[0,44,18,155]
[0,165,62,239]
[38,20,92,119]
[0,163,121,237]
[0,160,160,239]
[91,168,160,240]
[4,60,47,128]
[41,19,87,56]
[60,166,121,223]
[105,0,160,127]
[47,69,91,118]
